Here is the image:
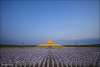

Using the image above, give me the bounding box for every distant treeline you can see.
[0,45,37,48]
[63,44,100,47]
[0,44,100,48]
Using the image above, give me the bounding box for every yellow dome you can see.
[39,41,61,46]
[47,41,52,44]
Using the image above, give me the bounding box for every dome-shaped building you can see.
[39,41,61,49]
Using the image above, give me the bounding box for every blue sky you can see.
[1,1,99,45]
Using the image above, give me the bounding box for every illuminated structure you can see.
[39,41,61,49]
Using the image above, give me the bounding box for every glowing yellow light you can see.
[39,41,61,46]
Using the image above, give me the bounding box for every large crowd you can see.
[0,48,100,67]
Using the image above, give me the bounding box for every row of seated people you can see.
[0,48,100,67]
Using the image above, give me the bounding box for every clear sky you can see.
[1,1,99,45]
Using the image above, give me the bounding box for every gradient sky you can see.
[1,1,99,45]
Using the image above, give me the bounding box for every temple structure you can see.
[39,41,61,49]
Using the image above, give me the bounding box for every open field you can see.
[0,48,100,67]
